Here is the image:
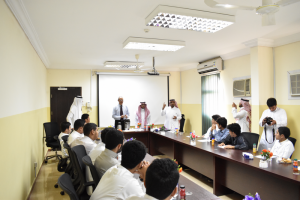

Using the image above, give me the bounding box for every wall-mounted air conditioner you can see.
[233,79,251,97]
[290,73,300,96]
[197,57,223,76]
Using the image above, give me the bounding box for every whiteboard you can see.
[98,75,168,127]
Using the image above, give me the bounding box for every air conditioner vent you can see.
[233,78,251,97]
[290,74,300,96]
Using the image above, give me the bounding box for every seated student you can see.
[94,129,124,178]
[82,113,90,125]
[271,127,295,159]
[90,140,147,200]
[126,158,179,200]
[86,127,113,196]
[218,123,249,150]
[214,117,229,142]
[67,119,85,145]
[201,114,220,139]
[71,123,98,154]
[58,122,71,158]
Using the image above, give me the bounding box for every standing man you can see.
[135,102,151,128]
[112,96,130,130]
[232,98,251,133]
[258,98,287,151]
[161,99,181,130]
[67,96,83,129]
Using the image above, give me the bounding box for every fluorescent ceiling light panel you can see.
[123,37,185,52]
[145,5,235,33]
[104,61,144,68]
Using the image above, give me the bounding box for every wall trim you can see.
[243,38,275,48]
[5,0,50,67]
[221,48,250,60]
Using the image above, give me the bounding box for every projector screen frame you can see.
[97,74,170,127]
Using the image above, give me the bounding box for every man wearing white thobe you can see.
[67,96,83,129]
[271,127,294,159]
[258,98,287,152]
[232,98,251,133]
[112,96,130,130]
[161,99,181,130]
[135,102,151,128]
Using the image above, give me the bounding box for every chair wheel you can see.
[44,160,48,164]
[54,184,58,188]
[60,191,64,195]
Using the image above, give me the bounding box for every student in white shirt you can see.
[71,123,98,154]
[135,102,151,128]
[82,113,90,125]
[161,99,181,130]
[258,98,287,151]
[201,115,220,139]
[126,158,179,200]
[232,98,251,133]
[86,127,112,196]
[271,127,294,159]
[58,122,71,158]
[94,129,124,178]
[67,119,85,145]
[90,140,148,200]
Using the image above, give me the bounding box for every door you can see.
[50,87,82,127]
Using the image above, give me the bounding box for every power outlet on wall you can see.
[34,162,38,177]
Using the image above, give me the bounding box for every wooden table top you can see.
[145,154,220,200]
[125,130,300,184]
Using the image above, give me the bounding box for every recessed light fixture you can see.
[104,61,144,69]
[123,37,185,52]
[145,5,235,33]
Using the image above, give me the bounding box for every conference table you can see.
[124,130,300,199]
[145,154,220,200]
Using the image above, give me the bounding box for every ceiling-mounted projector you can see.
[147,57,160,76]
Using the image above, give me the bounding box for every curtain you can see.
[201,74,220,135]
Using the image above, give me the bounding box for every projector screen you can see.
[98,74,169,127]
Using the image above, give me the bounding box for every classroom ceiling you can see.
[16,0,300,71]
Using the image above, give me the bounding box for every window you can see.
[201,74,220,134]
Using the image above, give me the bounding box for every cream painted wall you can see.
[221,55,251,123]
[274,41,300,159]
[0,1,48,199]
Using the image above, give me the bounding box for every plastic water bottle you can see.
[293,159,299,175]
[253,143,257,154]
[179,185,186,200]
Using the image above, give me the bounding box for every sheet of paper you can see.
[197,140,211,142]
[218,145,225,148]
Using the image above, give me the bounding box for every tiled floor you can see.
[28,152,244,200]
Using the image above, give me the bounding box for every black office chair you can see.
[241,132,260,150]
[288,137,297,158]
[179,114,185,132]
[64,143,80,186]
[62,135,69,143]
[58,173,90,200]
[72,145,96,196]
[43,122,62,163]
[82,155,101,187]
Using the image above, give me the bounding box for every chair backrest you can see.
[62,135,69,143]
[44,122,60,143]
[288,137,297,147]
[64,143,80,184]
[241,132,260,149]
[72,145,90,196]
[82,155,100,186]
[58,173,80,200]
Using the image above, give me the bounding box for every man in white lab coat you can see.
[161,99,181,130]
[232,98,251,133]
[258,98,287,152]
[66,96,83,129]
[135,102,151,128]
